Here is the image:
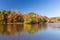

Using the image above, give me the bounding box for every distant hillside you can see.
[49,17,60,23]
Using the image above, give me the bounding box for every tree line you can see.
[0,10,49,24]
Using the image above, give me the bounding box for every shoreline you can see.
[48,23,60,24]
[0,23,60,24]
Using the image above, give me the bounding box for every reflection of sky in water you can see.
[0,24,60,40]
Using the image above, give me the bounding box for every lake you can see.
[0,23,60,40]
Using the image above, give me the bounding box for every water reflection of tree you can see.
[0,24,24,35]
[12,24,24,35]
[24,24,39,34]
[24,23,48,34]
[38,23,48,29]
[1,24,13,35]
[0,24,5,34]
[2,24,7,34]
[0,23,48,35]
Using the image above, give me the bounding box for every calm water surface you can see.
[0,23,60,40]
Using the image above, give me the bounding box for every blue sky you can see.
[0,0,60,17]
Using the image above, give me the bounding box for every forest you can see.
[0,10,58,24]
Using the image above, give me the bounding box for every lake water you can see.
[0,23,60,40]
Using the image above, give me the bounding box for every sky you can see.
[0,0,60,17]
